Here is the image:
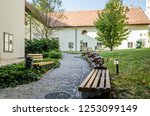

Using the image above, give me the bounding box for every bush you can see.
[49,51,62,59]
[42,52,50,58]
[0,59,60,89]
[25,38,59,55]
[42,51,62,59]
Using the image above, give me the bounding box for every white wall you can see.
[0,0,25,59]
[145,0,150,19]
[118,25,150,49]
[55,25,150,51]
[55,27,98,51]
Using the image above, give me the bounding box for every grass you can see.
[100,48,150,99]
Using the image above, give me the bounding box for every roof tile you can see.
[50,7,150,27]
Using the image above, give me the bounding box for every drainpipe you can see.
[29,17,32,40]
[75,27,77,51]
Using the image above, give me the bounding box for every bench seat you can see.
[33,61,53,67]
[79,69,111,98]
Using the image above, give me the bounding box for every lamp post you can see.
[114,59,119,75]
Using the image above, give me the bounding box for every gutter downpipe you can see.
[75,26,77,51]
[29,17,32,40]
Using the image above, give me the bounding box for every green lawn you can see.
[100,48,150,99]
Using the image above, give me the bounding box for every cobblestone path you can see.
[0,53,90,99]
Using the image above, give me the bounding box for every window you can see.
[140,33,142,36]
[4,32,13,52]
[96,42,102,50]
[68,42,73,49]
[128,42,133,48]
[97,42,102,47]
[83,42,88,48]
[81,30,87,35]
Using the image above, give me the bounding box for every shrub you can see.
[0,59,60,89]
[42,52,50,58]
[49,51,62,59]
[42,51,62,59]
[25,38,59,55]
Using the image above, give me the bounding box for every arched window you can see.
[82,30,87,35]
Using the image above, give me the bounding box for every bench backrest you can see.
[27,54,43,61]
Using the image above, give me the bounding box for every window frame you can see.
[128,42,133,48]
[81,30,87,35]
[68,42,74,49]
[83,42,88,48]
[3,32,13,53]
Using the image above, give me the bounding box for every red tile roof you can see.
[50,7,150,27]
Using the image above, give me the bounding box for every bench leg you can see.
[81,91,102,99]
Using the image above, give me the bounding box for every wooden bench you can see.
[27,54,43,61]
[33,61,54,68]
[79,69,111,98]
[27,54,53,68]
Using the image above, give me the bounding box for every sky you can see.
[26,0,146,11]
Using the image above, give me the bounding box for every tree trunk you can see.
[45,29,48,39]
[110,46,113,51]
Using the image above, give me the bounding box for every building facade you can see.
[53,8,150,51]
[145,0,150,19]
[0,0,25,60]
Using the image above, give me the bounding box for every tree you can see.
[95,0,130,51]
[32,0,64,38]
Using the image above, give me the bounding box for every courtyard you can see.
[0,53,90,99]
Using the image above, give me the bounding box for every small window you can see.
[68,42,73,49]
[128,42,133,48]
[140,33,142,36]
[82,30,87,35]
[83,42,88,48]
[97,42,102,47]
[4,32,13,52]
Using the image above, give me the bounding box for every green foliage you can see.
[100,48,150,98]
[95,0,130,51]
[49,51,62,59]
[0,59,60,89]
[42,51,62,59]
[42,52,50,58]
[32,0,64,38]
[25,38,59,54]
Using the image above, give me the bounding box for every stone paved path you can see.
[0,53,90,99]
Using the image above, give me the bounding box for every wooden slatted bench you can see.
[27,54,43,61]
[33,61,53,67]
[27,54,53,68]
[79,69,111,98]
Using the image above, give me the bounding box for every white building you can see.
[52,7,150,51]
[145,0,150,19]
[0,0,25,60]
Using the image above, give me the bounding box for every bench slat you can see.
[33,61,53,66]
[105,70,111,90]
[91,69,101,90]
[79,69,95,91]
[27,54,43,61]
[99,70,105,89]
[85,69,99,90]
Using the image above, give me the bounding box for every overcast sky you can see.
[26,0,146,11]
